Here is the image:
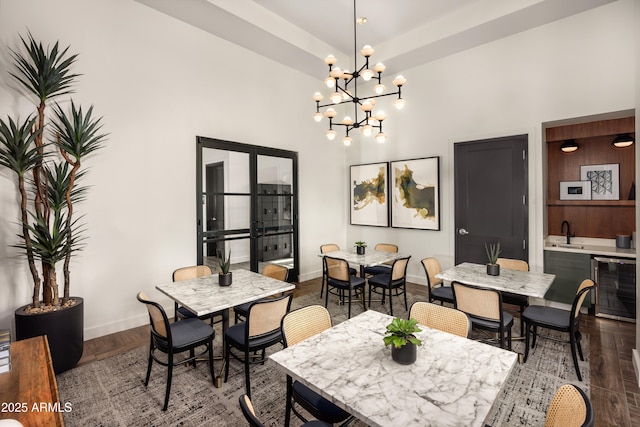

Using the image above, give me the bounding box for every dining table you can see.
[269,309,518,427]
[435,262,556,299]
[320,249,409,277]
[156,268,295,386]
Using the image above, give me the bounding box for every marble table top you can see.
[435,262,556,299]
[269,310,517,427]
[155,269,294,317]
[320,249,409,267]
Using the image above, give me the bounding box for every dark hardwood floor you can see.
[77,279,639,426]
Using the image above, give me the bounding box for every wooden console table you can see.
[0,335,64,426]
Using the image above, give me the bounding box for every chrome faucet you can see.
[561,220,574,244]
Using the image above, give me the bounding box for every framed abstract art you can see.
[350,162,389,227]
[390,156,440,230]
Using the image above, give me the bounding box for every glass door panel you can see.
[256,155,294,274]
[200,148,251,272]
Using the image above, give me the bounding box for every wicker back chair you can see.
[452,281,513,349]
[421,257,454,305]
[136,292,215,411]
[367,256,411,316]
[523,279,595,381]
[363,243,399,276]
[171,265,222,325]
[280,306,352,427]
[263,264,288,281]
[409,302,471,338]
[324,256,366,319]
[545,384,594,427]
[496,257,530,335]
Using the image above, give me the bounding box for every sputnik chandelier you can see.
[312,0,406,146]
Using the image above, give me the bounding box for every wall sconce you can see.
[612,134,634,148]
[560,139,579,153]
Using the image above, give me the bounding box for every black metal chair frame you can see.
[324,256,366,319]
[224,293,293,398]
[172,266,225,326]
[137,292,215,411]
[422,258,454,305]
[451,281,513,350]
[367,256,411,316]
[523,281,594,381]
[233,265,290,324]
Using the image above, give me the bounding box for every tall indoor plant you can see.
[0,32,106,373]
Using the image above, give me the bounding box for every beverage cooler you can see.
[592,257,636,322]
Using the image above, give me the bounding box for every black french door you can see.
[196,137,299,281]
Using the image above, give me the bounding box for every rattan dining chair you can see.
[544,384,594,427]
[367,256,411,316]
[319,244,357,298]
[324,256,366,319]
[172,265,224,326]
[363,243,399,276]
[409,301,471,338]
[239,394,332,427]
[224,293,292,398]
[281,305,354,427]
[523,279,595,381]
[496,257,530,336]
[452,281,513,349]
[137,292,216,411]
[421,257,454,305]
[233,264,289,323]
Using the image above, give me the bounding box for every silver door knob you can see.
[458,228,469,235]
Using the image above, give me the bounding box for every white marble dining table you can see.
[435,262,556,298]
[320,249,409,276]
[155,268,295,330]
[269,309,517,427]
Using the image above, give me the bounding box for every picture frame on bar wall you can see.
[390,156,440,230]
[580,163,620,200]
[350,162,389,227]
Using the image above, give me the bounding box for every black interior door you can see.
[205,162,224,257]
[454,135,528,264]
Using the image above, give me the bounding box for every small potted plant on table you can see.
[355,241,367,255]
[485,242,501,276]
[218,250,232,286]
[383,317,423,365]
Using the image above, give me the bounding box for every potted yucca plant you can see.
[485,242,502,276]
[218,250,232,286]
[0,32,107,373]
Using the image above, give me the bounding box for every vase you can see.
[15,297,84,374]
[356,246,365,255]
[487,263,500,276]
[219,272,232,286]
[391,342,417,365]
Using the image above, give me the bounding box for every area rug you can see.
[56,291,589,426]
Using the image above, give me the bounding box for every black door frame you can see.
[196,136,299,281]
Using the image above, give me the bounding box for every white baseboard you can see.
[633,349,640,387]
[84,313,148,341]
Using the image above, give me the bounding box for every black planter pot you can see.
[487,263,500,276]
[356,246,365,255]
[391,342,417,365]
[15,297,84,374]
[219,272,232,286]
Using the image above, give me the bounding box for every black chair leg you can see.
[576,330,585,361]
[163,355,173,411]
[244,348,252,398]
[368,285,372,309]
[524,323,531,362]
[347,288,352,319]
[144,344,154,387]
[403,284,408,311]
[388,286,393,316]
[224,343,231,383]
[569,331,583,381]
[208,342,215,384]
[284,377,293,427]
[531,325,538,348]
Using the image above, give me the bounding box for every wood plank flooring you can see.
[76,279,639,426]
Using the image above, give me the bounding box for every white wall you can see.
[0,0,636,341]
[0,0,348,339]
[346,0,636,285]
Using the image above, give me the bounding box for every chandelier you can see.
[312,0,406,146]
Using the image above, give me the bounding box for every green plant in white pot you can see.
[0,32,107,373]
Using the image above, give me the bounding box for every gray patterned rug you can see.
[57,290,589,426]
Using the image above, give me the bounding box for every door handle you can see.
[458,228,469,235]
